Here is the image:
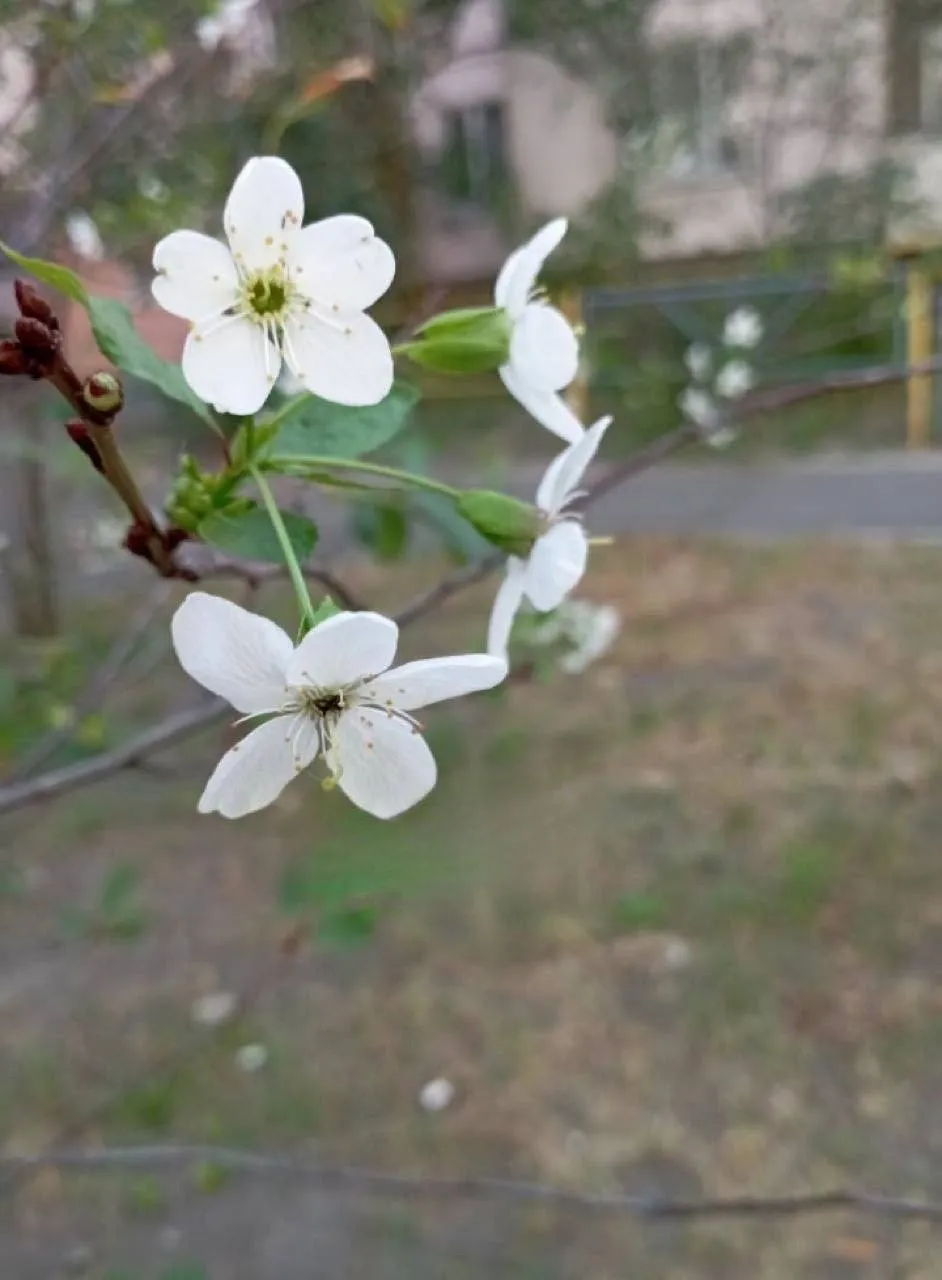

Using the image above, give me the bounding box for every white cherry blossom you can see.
[171,594,507,820]
[486,416,611,661]
[723,306,763,349]
[495,219,584,444]
[152,156,395,416]
[684,342,712,382]
[715,358,755,401]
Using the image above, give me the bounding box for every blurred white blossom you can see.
[715,359,755,401]
[191,991,238,1027]
[678,387,735,450]
[235,1043,268,1072]
[65,210,104,261]
[530,599,621,674]
[419,1078,455,1112]
[684,342,712,382]
[723,306,763,349]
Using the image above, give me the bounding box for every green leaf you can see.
[87,296,217,427]
[0,241,216,429]
[198,502,318,565]
[351,501,409,562]
[0,241,87,303]
[268,381,419,460]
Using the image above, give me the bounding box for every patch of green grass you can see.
[113,1078,178,1134]
[58,863,147,942]
[607,892,670,935]
[774,838,839,928]
[123,1173,164,1215]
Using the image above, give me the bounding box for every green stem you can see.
[250,465,315,626]
[266,455,459,501]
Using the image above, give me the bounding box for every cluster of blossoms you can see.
[153,156,616,821]
[678,306,763,448]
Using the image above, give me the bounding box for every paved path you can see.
[583,452,942,543]
[305,452,942,556]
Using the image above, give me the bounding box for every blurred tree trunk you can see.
[0,380,60,639]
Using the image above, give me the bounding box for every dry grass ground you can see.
[3,538,942,1278]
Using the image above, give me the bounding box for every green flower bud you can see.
[399,307,512,375]
[456,489,541,556]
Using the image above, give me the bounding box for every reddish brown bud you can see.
[0,340,25,376]
[14,279,56,326]
[165,526,191,551]
[14,316,60,359]
[65,421,104,474]
[122,521,153,562]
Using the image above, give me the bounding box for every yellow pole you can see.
[906,263,933,448]
[559,288,589,424]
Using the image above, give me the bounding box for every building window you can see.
[651,36,752,178]
[439,100,507,206]
[887,0,942,134]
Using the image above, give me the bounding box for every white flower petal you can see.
[509,303,578,392]
[523,520,588,613]
[715,359,754,400]
[723,307,763,349]
[497,218,568,318]
[151,230,239,321]
[334,710,437,819]
[499,364,584,445]
[289,215,395,312]
[684,342,713,382]
[198,715,311,819]
[536,415,611,516]
[494,246,525,309]
[171,592,293,714]
[284,310,393,407]
[182,316,279,415]
[486,559,527,660]
[363,654,507,712]
[224,156,304,271]
[287,611,398,690]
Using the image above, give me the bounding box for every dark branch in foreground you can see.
[4,1144,942,1223]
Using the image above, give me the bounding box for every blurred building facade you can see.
[412,0,942,277]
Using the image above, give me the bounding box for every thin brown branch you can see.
[196,556,365,610]
[0,700,228,818]
[4,1144,942,1223]
[3,584,172,784]
[584,355,942,505]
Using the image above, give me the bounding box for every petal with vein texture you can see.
[224,156,304,271]
[286,611,398,690]
[363,655,507,711]
[509,303,578,392]
[182,316,278,415]
[171,592,293,714]
[198,716,310,818]
[334,710,437,819]
[289,215,395,311]
[284,309,393,407]
[523,521,588,613]
[152,231,239,321]
[499,364,584,444]
[486,559,527,659]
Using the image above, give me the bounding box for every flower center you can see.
[241,267,295,324]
